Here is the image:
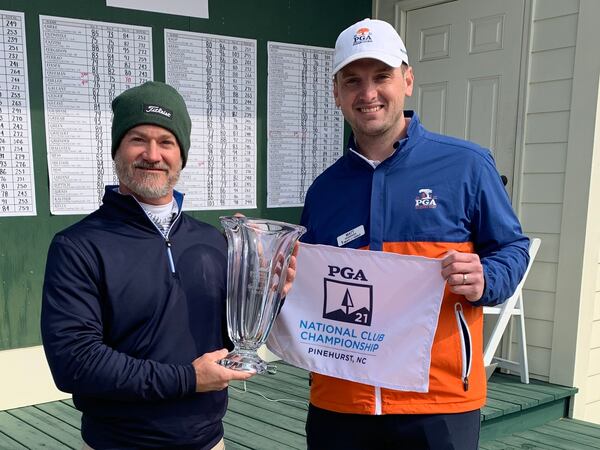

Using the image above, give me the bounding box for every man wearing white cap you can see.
[299,18,530,449]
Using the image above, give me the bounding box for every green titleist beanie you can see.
[111,81,192,167]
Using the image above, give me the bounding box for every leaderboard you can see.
[267,42,343,208]
[40,15,152,215]
[166,29,257,210]
[0,11,35,217]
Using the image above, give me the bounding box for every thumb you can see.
[206,348,230,361]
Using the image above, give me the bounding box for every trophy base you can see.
[218,349,267,374]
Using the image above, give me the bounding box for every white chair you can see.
[483,237,541,384]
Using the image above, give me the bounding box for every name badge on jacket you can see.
[337,225,365,247]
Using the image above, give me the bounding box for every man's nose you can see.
[358,81,377,102]
[143,141,161,162]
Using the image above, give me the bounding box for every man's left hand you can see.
[441,250,484,302]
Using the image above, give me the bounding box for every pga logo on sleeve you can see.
[323,265,373,326]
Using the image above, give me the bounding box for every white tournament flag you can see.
[267,243,446,392]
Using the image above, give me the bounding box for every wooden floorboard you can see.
[0,362,583,449]
[0,429,29,450]
[223,409,305,449]
[229,385,308,421]
[492,374,576,400]
[268,362,310,380]
[486,384,546,408]
[481,404,505,421]
[533,423,600,448]
[226,397,306,435]
[223,422,286,450]
[0,411,68,450]
[258,368,310,390]
[245,374,310,400]
[482,434,562,449]
[481,418,600,449]
[221,438,253,450]
[551,417,600,435]
[231,380,309,409]
[34,402,81,429]
[482,397,521,419]
[7,407,81,449]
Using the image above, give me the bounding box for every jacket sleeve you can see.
[470,154,530,307]
[299,186,317,244]
[41,235,197,401]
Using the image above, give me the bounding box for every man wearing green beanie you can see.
[41,81,298,449]
[111,81,192,168]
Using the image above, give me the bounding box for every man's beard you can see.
[114,153,182,200]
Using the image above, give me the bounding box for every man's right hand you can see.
[192,348,253,392]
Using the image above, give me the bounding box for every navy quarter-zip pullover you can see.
[42,186,230,449]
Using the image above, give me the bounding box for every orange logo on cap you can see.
[353,27,373,45]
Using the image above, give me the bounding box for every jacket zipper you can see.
[454,303,472,391]
[137,202,181,275]
[165,238,176,273]
[374,386,382,415]
[163,212,181,274]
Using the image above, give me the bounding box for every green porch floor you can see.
[0,362,588,449]
[480,418,600,450]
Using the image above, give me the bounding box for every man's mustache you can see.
[133,162,169,171]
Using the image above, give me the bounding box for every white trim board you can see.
[106,0,209,19]
[0,346,70,411]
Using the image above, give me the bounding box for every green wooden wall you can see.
[0,0,369,350]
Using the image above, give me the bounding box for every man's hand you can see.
[281,241,299,297]
[192,349,253,392]
[441,250,485,302]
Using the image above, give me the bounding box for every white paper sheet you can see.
[267,42,344,208]
[40,15,153,215]
[165,29,257,210]
[0,10,36,217]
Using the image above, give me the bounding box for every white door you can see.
[401,0,524,195]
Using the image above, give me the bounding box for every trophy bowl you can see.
[219,216,305,373]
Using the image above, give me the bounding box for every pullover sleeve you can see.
[470,154,530,307]
[41,235,197,401]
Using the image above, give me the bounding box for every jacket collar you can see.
[99,186,185,230]
[346,110,424,169]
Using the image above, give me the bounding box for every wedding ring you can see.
[462,273,468,285]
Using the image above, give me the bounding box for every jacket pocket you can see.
[454,303,472,391]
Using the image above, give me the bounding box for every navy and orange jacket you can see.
[300,112,529,415]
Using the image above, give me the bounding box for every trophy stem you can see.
[218,348,267,374]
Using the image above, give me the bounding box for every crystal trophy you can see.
[219,216,305,374]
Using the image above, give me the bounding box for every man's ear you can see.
[404,66,415,97]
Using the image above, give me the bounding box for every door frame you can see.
[373,0,533,213]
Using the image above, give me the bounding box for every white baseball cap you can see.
[333,18,409,75]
